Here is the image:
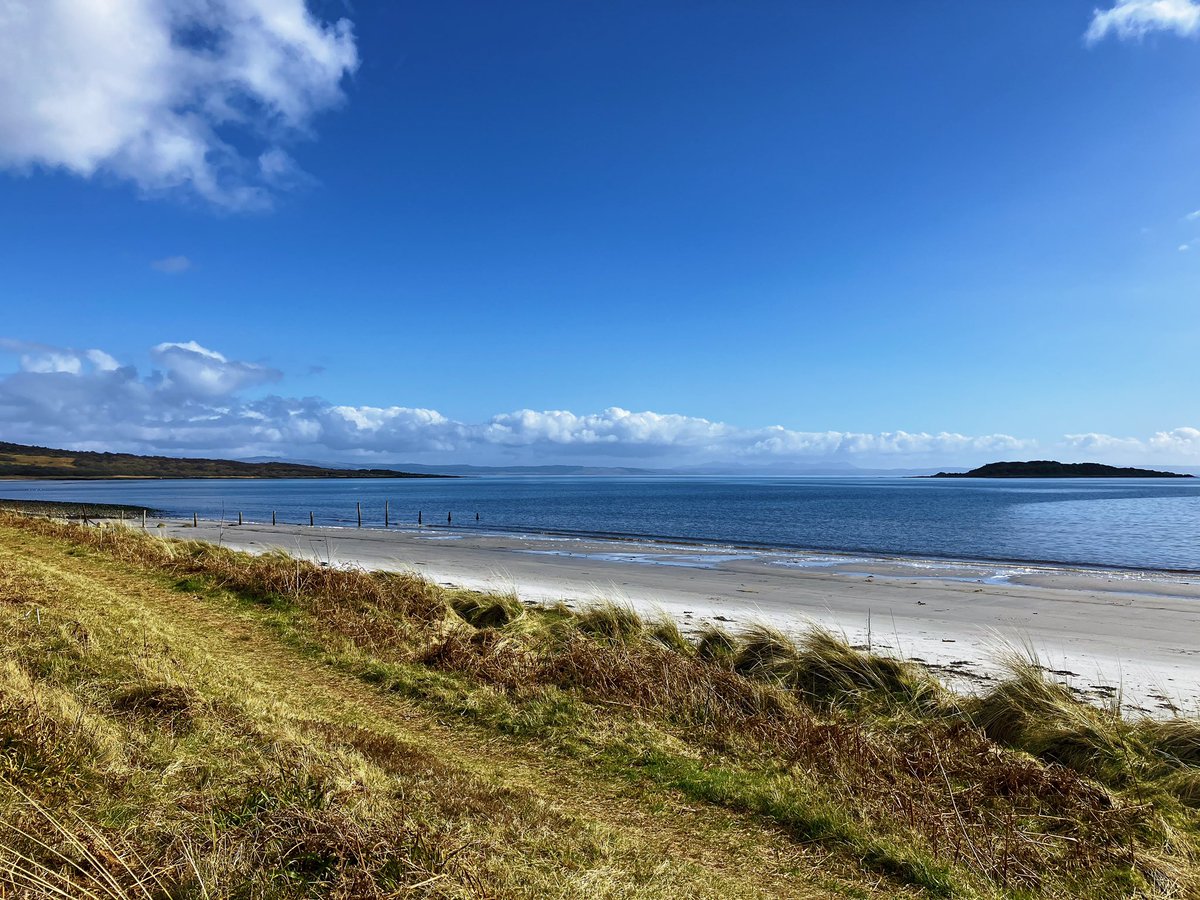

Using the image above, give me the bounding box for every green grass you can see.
[2,512,1199,898]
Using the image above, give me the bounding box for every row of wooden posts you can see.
[180,504,477,529]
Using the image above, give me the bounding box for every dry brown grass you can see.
[3,512,1199,898]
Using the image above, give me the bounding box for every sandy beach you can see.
[158,518,1200,713]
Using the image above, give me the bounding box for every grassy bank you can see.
[0,512,1197,898]
[0,498,155,519]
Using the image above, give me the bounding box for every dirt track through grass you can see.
[0,524,885,898]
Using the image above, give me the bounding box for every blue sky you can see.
[1,0,1199,469]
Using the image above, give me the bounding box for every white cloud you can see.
[0,340,1033,467]
[151,255,192,273]
[0,0,358,209]
[1063,427,1200,458]
[1,340,1193,469]
[84,349,121,372]
[0,339,118,376]
[1087,0,1200,42]
[150,341,281,398]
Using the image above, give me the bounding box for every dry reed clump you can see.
[449,590,525,629]
[731,625,943,710]
[695,626,737,666]
[560,635,803,739]
[1163,770,1200,808]
[110,679,204,734]
[1139,718,1200,769]
[224,805,446,897]
[422,625,540,687]
[731,624,801,683]
[793,629,946,710]
[969,654,1132,783]
[574,601,644,641]
[646,615,692,654]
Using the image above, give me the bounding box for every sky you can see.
[1,0,1199,470]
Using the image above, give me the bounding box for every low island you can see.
[0,440,446,479]
[930,460,1193,478]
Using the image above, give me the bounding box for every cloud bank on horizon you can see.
[0,0,357,209]
[0,340,1196,470]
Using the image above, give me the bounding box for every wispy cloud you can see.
[0,1,358,210]
[1087,0,1200,43]
[151,255,192,274]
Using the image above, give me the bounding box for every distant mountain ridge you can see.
[240,458,973,477]
[930,460,1193,479]
[243,465,662,480]
[0,442,445,479]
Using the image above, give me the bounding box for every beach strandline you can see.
[150,517,1200,715]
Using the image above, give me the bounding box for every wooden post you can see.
[384,500,389,528]
[238,511,243,526]
[141,509,146,529]
[310,511,314,527]
[193,512,198,528]
[357,502,362,527]
[272,510,276,526]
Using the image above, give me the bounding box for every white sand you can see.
[157,518,1200,714]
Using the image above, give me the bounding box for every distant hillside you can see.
[930,460,1193,479]
[0,442,447,479]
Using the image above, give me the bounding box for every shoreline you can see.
[147,516,1200,715]
[411,520,1200,578]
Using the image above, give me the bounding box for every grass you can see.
[448,589,525,628]
[1,511,1198,898]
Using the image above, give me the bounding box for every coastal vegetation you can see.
[1,511,1198,898]
[931,460,1192,478]
[0,441,443,479]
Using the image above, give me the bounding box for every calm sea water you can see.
[2,476,1198,571]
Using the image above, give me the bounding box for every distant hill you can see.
[0,442,447,479]
[241,461,661,477]
[930,460,1193,479]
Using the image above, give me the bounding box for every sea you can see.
[2,476,1199,573]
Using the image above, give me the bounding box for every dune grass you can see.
[1,512,1198,898]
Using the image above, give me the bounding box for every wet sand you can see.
[157,518,1200,713]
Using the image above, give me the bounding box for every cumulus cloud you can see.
[0,1,358,209]
[1087,0,1200,42]
[151,255,192,274]
[0,339,116,376]
[0,339,1034,467]
[1063,427,1200,458]
[150,340,282,398]
[1,340,1192,469]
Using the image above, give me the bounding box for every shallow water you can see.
[3,475,1199,571]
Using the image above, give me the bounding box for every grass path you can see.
[0,525,898,898]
